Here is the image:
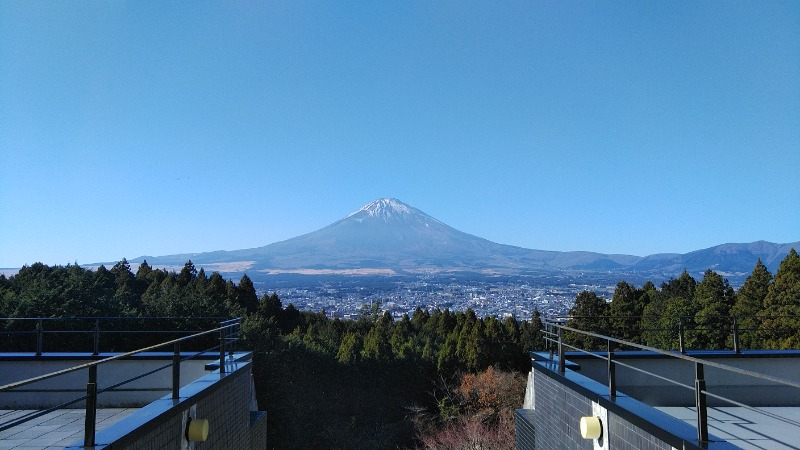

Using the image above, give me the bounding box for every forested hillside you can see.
[0,259,544,449]
[2,249,797,448]
[565,249,800,351]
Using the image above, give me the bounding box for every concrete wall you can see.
[65,358,267,450]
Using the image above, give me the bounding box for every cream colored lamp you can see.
[580,416,602,440]
[186,418,209,442]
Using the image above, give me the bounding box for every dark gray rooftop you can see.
[0,409,136,449]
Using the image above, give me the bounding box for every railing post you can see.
[733,318,741,354]
[172,341,181,399]
[557,326,565,374]
[219,325,227,374]
[36,319,43,356]
[607,340,616,398]
[695,362,709,443]
[84,365,98,447]
[679,319,686,354]
[93,319,100,356]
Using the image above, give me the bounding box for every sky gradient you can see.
[1,1,798,268]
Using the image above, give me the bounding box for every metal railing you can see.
[0,316,231,355]
[0,317,241,447]
[542,317,800,446]
[552,314,800,353]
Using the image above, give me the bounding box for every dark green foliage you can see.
[609,280,646,342]
[8,252,800,447]
[661,270,697,301]
[235,274,259,314]
[640,272,699,349]
[566,291,610,350]
[176,261,197,287]
[3,262,528,448]
[693,269,736,349]
[520,309,546,352]
[760,249,800,349]
[240,299,538,447]
[0,261,255,346]
[732,259,772,349]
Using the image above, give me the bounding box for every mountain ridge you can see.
[125,198,797,279]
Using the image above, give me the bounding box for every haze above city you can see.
[1,2,798,269]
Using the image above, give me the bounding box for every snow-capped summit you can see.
[126,197,799,281]
[347,198,412,220]
[345,198,442,226]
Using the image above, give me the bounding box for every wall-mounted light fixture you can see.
[580,416,602,440]
[186,417,209,443]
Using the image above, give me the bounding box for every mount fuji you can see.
[128,198,798,281]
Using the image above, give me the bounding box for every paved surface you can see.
[658,406,800,450]
[0,409,137,449]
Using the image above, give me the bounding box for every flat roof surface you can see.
[658,406,800,450]
[0,408,137,449]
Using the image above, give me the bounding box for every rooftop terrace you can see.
[0,318,267,450]
[517,318,800,450]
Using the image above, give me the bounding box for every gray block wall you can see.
[516,359,721,450]
[69,359,268,450]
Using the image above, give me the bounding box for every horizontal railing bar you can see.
[611,359,696,392]
[550,322,800,390]
[1,388,171,393]
[0,316,229,321]
[98,346,221,395]
[98,360,176,394]
[546,332,696,392]
[551,314,800,320]
[543,316,800,443]
[0,319,240,393]
[94,330,205,334]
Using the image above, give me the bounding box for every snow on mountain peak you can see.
[344,198,446,227]
[347,198,412,219]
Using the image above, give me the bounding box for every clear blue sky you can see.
[1,1,798,268]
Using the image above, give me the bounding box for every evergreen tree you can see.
[437,331,459,373]
[520,309,546,352]
[411,306,430,331]
[761,249,800,349]
[361,312,393,360]
[337,332,363,364]
[732,259,772,349]
[206,272,229,307]
[464,320,487,372]
[566,291,610,350]
[482,316,504,369]
[258,292,283,320]
[456,309,478,364]
[641,289,667,347]
[661,270,697,301]
[661,296,698,350]
[391,314,413,359]
[609,280,643,342]
[503,316,520,344]
[693,270,736,349]
[111,259,139,314]
[91,265,117,316]
[177,261,197,287]
[135,260,154,286]
[643,272,698,350]
[236,274,259,314]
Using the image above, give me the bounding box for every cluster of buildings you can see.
[256,278,617,320]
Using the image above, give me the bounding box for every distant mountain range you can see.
[127,198,798,282]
